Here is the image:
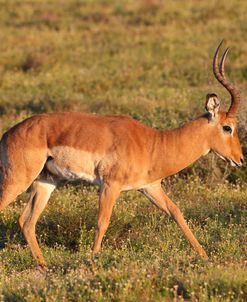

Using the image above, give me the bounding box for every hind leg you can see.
[0,179,34,212]
[0,145,48,212]
[0,187,19,212]
[19,179,56,272]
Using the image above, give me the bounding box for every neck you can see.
[151,116,210,179]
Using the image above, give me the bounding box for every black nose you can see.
[240,158,244,165]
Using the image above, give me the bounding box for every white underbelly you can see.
[46,146,102,185]
[46,159,101,184]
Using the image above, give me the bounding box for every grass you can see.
[0,182,246,301]
[0,0,246,301]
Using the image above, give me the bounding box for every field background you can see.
[0,0,246,301]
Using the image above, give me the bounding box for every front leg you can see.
[141,184,208,259]
[92,182,120,256]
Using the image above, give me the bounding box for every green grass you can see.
[0,182,246,301]
[0,0,246,301]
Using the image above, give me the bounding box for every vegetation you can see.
[0,0,246,301]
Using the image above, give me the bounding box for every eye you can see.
[223,125,232,134]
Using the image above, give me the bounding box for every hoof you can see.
[90,252,99,262]
[199,249,209,260]
[89,253,100,274]
[36,264,48,277]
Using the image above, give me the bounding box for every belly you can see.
[46,146,102,184]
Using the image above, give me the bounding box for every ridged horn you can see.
[213,40,241,117]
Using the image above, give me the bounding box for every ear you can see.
[205,93,220,119]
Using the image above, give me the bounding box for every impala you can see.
[0,42,243,272]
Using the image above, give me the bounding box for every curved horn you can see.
[213,41,241,117]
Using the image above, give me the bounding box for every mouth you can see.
[214,152,242,167]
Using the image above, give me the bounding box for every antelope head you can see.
[205,41,244,167]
